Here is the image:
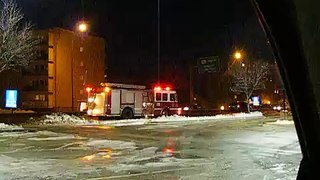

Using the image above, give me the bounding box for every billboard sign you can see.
[5,89,18,108]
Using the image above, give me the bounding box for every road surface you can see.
[0,117,300,179]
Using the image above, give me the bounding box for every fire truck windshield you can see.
[156,93,161,101]
[162,93,168,101]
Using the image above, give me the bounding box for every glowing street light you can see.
[234,51,242,60]
[78,22,89,33]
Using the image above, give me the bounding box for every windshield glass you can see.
[0,0,301,179]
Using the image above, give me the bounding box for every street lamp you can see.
[234,51,242,60]
[71,21,89,112]
[77,21,89,33]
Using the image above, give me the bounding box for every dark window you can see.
[162,93,168,101]
[170,94,176,101]
[40,80,44,86]
[35,65,39,71]
[156,93,161,101]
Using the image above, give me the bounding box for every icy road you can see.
[0,117,300,179]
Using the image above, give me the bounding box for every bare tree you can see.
[230,60,270,112]
[0,0,38,73]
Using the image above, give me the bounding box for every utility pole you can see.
[71,36,74,112]
[189,64,194,105]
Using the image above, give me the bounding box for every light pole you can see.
[71,21,89,112]
[227,51,244,101]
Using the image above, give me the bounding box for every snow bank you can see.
[268,120,294,125]
[38,113,98,126]
[0,123,24,132]
[98,112,263,127]
[151,111,264,123]
[99,119,148,127]
[37,112,263,127]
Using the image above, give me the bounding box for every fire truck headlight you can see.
[93,109,102,115]
[183,107,189,111]
[220,105,225,111]
[88,97,94,103]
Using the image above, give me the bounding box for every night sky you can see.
[17,0,273,90]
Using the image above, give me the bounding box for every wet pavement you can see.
[0,118,300,179]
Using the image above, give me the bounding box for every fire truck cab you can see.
[87,83,147,119]
[143,85,180,117]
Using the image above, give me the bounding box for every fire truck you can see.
[86,83,184,119]
[142,85,181,117]
[86,83,147,118]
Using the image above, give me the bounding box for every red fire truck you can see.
[85,83,185,119]
[86,83,147,119]
[142,85,181,117]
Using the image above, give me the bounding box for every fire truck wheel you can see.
[121,108,134,119]
[161,109,170,117]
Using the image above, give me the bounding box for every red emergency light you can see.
[154,86,162,91]
[154,85,172,91]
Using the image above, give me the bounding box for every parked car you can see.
[228,101,251,113]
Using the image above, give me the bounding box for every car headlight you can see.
[183,107,189,111]
[220,105,225,110]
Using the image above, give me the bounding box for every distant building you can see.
[0,28,105,112]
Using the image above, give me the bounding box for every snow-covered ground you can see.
[0,123,24,132]
[268,119,294,125]
[36,112,264,127]
[0,116,300,179]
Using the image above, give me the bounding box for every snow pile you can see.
[99,119,148,127]
[0,123,24,132]
[151,111,264,123]
[97,112,264,127]
[269,120,294,125]
[37,112,263,127]
[39,113,97,126]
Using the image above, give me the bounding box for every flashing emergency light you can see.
[86,87,92,93]
[154,86,162,91]
[165,87,171,91]
[104,87,111,93]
